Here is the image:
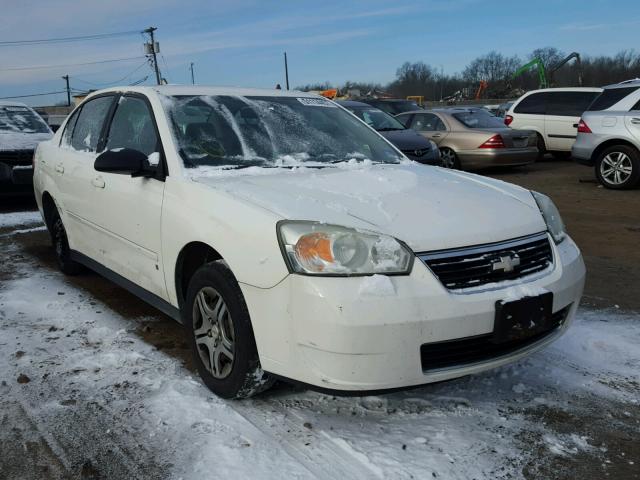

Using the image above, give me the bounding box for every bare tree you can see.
[462,51,521,83]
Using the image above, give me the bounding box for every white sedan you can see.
[33,86,585,398]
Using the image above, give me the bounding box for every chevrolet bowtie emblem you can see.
[492,254,521,273]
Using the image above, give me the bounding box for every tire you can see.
[440,147,461,169]
[595,145,640,190]
[184,261,274,399]
[536,134,547,159]
[50,211,84,275]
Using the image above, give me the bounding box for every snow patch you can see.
[358,274,396,296]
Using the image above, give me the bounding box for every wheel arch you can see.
[41,191,58,231]
[591,138,639,163]
[174,241,224,309]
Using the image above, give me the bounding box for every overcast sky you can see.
[1,0,638,105]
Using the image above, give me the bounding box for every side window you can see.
[106,96,160,161]
[61,108,80,147]
[546,92,599,117]
[514,93,547,115]
[410,113,442,132]
[589,87,639,111]
[632,99,640,111]
[71,96,114,152]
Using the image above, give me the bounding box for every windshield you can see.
[0,106,51,134]
[348,107,406,131]
[392,101,421,114]
[163,95,404,168]
[451,110,506,129]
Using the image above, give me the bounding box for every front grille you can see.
[401,148,430,158]
[0,149,34,166]
[418,232,553,290]
[420,305,571,371]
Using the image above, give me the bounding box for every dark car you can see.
[0,101,53,195]
[337,100,441,165]
[358,98,423,116]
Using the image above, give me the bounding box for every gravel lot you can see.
[1,159,638,480]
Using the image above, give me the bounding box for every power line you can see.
[0,90,69,100]
[0,30,142,47]
[70,61,149,87]
[2,56,145,72]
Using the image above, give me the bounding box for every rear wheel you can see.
[536,134,547,159]
[595,145,640,189]
[184,261,274,399]
[440,147,461,169]
[50,211,83,275]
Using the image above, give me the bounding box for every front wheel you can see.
[440,147,461,169]
[595,145,640,190]
[184,261,274,399]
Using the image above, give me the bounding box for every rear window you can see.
[588,86,640,111]
[0,106,51,134]
[545,92,599,117]
[514,93,547,115]
[452,111,505,129]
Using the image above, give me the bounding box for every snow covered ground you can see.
[0,211,638,480]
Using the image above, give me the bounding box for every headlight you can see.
[277,221,414,275]
[531,191,566,244]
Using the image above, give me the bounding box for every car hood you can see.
[193,164,547,252]
[378,129,432,151]
[0,131,53,151]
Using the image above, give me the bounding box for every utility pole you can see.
[284,52,290,90]
[62,75,71,106]
[190,62,195,85]
[144,27,162,85]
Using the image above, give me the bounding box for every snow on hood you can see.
[0,131,53,151]
[192,163,547,251]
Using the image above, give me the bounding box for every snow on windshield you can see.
[0,106,50,134]
[160,94,404,172]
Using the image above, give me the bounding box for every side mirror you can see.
[94,148,148,175]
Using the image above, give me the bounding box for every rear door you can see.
[409,113,448,145]
[544,91,599,151]
[56,95,116,259]
[81,94,168,299]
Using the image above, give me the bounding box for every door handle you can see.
[91,176,105,189]
[432,134,442,138]
[55,164,64,174]
[631,118,640,125]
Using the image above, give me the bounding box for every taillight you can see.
[479,135,506,149]
[577,119,592,134]
[504,115,513,126]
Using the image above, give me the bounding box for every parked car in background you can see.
[572,80,640,189]
[397,108,538,169]
[34,86,585,398]
[337,100,441,165]
[0,101,53,195]
[505,87,602,158]
[358,98,422,115]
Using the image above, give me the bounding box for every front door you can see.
[83,94,168,299]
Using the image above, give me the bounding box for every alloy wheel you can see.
[192,286,235,379]
[600,151,633,185]
[440,148,457,169]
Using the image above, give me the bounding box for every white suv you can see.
[33,86,585,398]
[572,80,640,189]
[505,87,602,157]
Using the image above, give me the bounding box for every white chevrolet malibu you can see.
[33,86,585,398]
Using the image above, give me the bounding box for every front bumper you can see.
[458,148,538,169]
[242,235,585,391]
[403,147,441,166]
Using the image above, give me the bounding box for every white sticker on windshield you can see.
[296,97,336,107]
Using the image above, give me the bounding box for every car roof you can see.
[85,85,320,99]
[335,100,372,108]
[603,78,640,89]
[396,107,483,115]
[0,100,30,108]
[522,87,603,95]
